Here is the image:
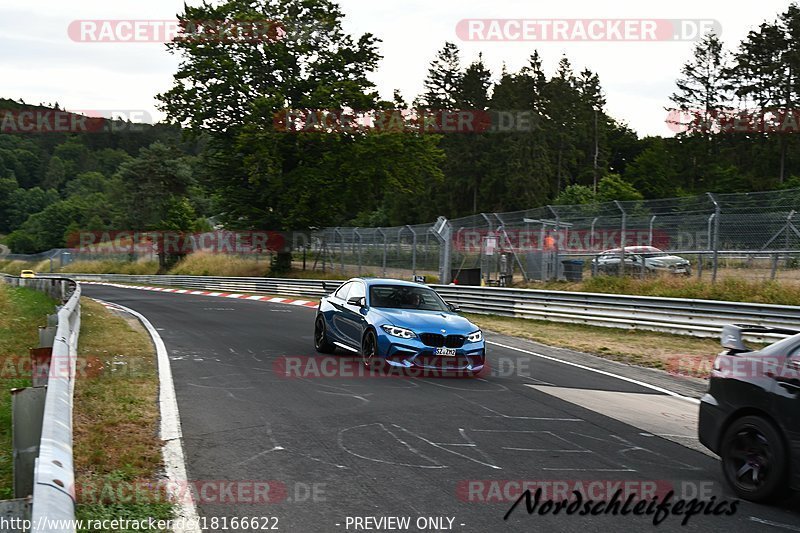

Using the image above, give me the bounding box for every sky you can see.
[0,0,792,137]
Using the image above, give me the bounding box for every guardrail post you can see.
[614,201,627,277]
[707,193,720,283]
[12,387,46,499]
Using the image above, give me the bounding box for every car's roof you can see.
[348,277,426,288]
[601,246,664,254]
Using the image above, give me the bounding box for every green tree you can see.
[730,4,800,183]
[157,0,442,233]
[596,174,643,203]
[115,142,193,229]
[670,32,730,135]
[624,138,679,198]
[421,42,462,109]
[554,184,595,205]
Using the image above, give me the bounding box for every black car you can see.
[699,324,800,502]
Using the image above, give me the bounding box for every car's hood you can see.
[370,308,477,334]
[645,255,689,266]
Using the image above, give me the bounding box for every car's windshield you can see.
[369,285,449,311]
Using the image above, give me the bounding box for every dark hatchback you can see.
[699,324,800,502]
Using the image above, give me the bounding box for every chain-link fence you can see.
[5,188,800,284]
[308,188,800,284]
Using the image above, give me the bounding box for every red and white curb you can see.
[81,282,320,309]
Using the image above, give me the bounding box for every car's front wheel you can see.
[361,329,382,370]
[314,316,335,354]
[720,415,788,502]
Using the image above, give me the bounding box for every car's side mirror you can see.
[447,302,460,312]
[347,296,366,307]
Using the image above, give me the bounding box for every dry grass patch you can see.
[73,298,172,528]
[526,274,800,306]
[467,312,720,375]
[168,252,270,277]
[0,259,50,276]
[61,259,159,275]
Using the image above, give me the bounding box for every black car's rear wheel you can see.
[314,316,335,354]
[720,415,788,502]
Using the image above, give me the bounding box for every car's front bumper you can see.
[376,334,486,373]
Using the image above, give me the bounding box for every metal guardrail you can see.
[0,275,80,532]
[73,273,335,300]
[70,273,800,339]
[431,285,800,339]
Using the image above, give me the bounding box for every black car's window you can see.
[334,282,352,300]
[348,282,365,301]
[787,345,800,362]
[759,335,800,358]
[369,285,449,312]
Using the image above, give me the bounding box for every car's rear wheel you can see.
[720,415,788,502]
[314,316,335,354]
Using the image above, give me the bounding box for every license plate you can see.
[674,269,686,273]
[434,347,457,356]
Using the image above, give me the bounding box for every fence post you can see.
[648,215,656,246]
[332,227,344,275]
[614,201,627,277]
[546,206,562,280]
[377,228,387,278]
[431,217,452,284]
[406,225,417,276]
[353,228,362,276]
[707,193,720,283]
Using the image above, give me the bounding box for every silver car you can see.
[593,246,691,276]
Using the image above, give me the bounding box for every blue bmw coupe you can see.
[313,278,486,375]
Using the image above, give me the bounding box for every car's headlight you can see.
[381,325,416,339]
[467,330,483,343]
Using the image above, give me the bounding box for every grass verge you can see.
[0,283,57,499]
[0,259,51,276]
[61,260,159,276]
[466,312,720,377]
[528,274,800,306]
[73,298,172,530]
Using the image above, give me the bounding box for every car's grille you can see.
[414,354,470,369]
[419,333,466,348]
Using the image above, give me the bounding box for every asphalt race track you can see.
[82,284,800,533]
